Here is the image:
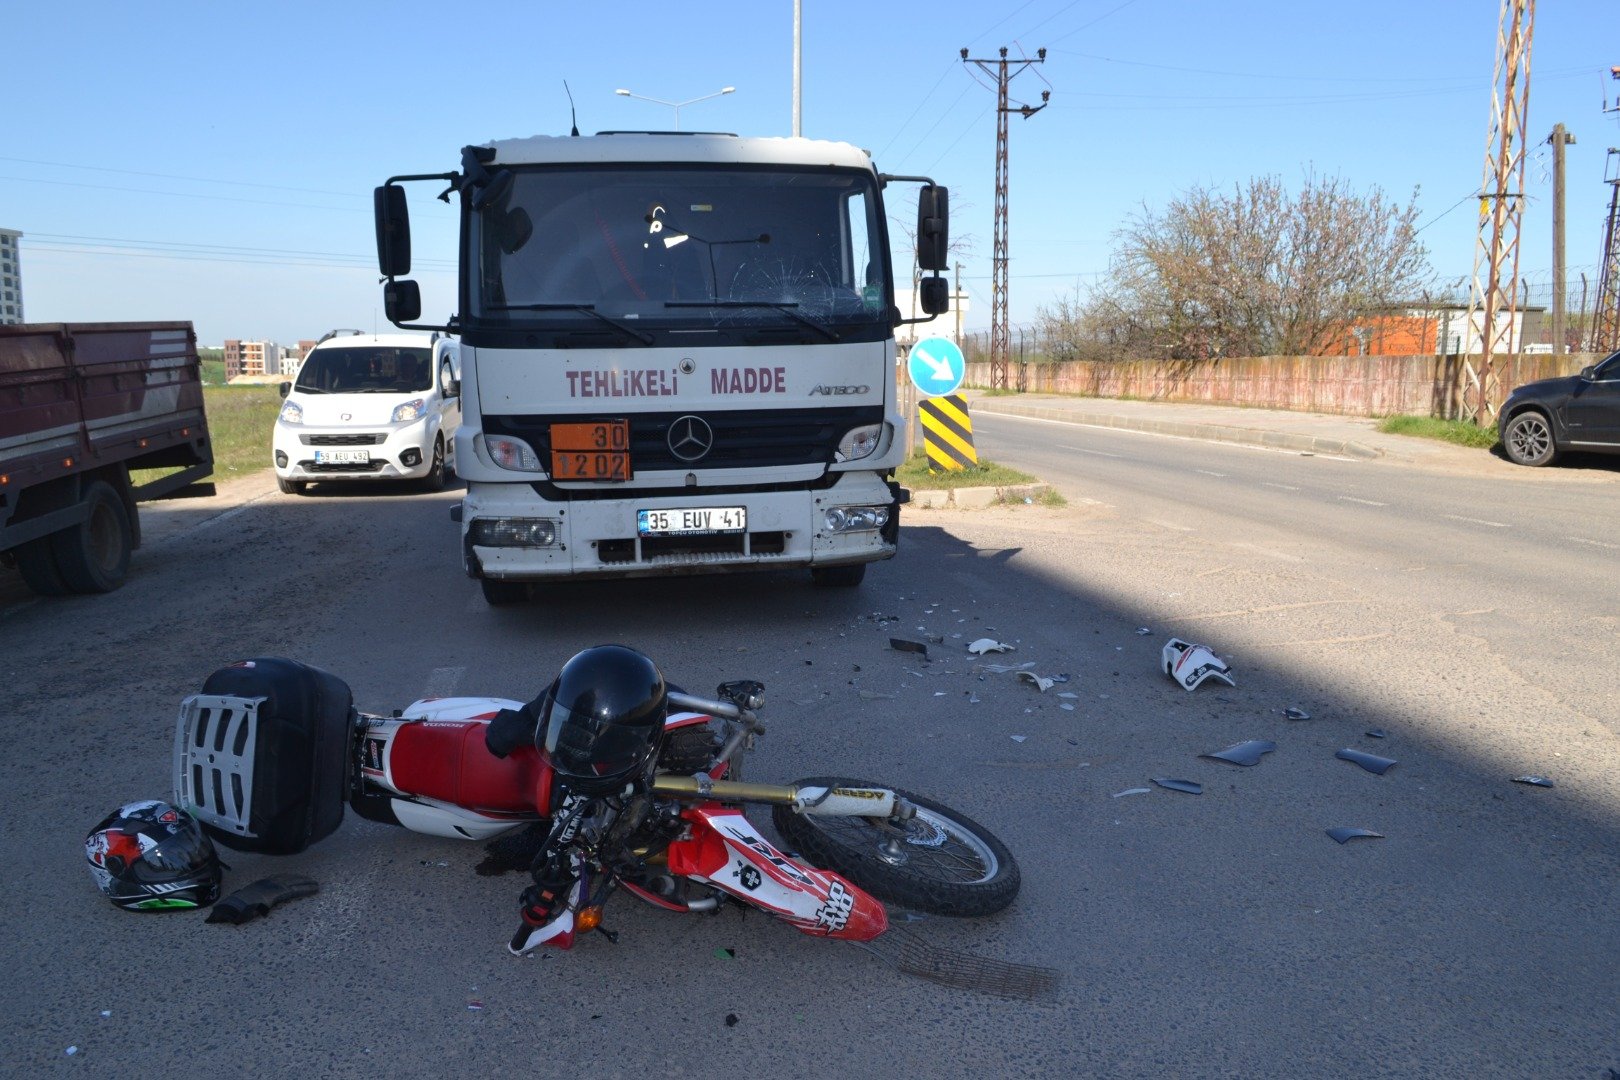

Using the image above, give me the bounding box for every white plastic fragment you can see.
[1016,671,1055,693]
[1060,703,1075,711]
[1112,787,1150,797]
[1011,735,1027,743]
[981,661,1037,674]
[66,1047,78,1057]
[967,638,1015,655]
[1161,638,1235,691]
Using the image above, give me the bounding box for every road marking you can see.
[422,666,466,700]
[1568,536,1620,550]
[1055,444,1122,459]
[1148,519,1195,532]
[1263,482,1299,491]
[1195,469,1227,478]
[1337,495,1387,506]
[1445,514,1508,528]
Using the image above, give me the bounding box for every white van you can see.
[272,330,460,494]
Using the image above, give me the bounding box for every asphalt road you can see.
[2,443,1617,1078]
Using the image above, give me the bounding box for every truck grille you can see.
[483,406,882,473]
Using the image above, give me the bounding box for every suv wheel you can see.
[1502,410,1557,467]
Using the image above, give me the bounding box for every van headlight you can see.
[835,423,884,462]
[482,434,543,472]
[279,401,303,425]
[391,398,427,423]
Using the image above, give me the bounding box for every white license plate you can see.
[637,506,747,536]
[315,450,370,464]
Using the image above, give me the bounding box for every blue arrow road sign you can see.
[908,337,965,397]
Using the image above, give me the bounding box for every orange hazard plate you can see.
[550,420,631,481]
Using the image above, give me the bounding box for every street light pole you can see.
[613,86,736,131]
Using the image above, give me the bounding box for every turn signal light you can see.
[576,906,603,933]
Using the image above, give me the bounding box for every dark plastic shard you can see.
[1151,777,1202,794]
[1283,707,1311,721]
[889,638,928,657]
[1512,775,1555,787]
[1326,827,1385,844]
[1364,727,1389,739]
[205,874,319,924]
[1336,748,1397,775]
[1202,740,1277,767]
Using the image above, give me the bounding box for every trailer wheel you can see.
[13,537,73,596]
[51,481,133,593]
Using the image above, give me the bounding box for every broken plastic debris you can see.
[1152,777,1202,794]
[1336,749,1397,775]
[1161,638,1235,691]
[967,638,1014,655]
[1326,827,1385,844]
[205,874,319,925]
[1111,787,1151,798]
[1136,627,1153,635]
[1010,735,1027,743]
[1282,707,1311,721]
[1015,671,1055,693]
[1060,703,1075,711]
[725,1014,740,1027]
[890,638,928,657]
[1202,740,1277,767]
[857,690,897,701]
[715,947,736,960]
[1365,727,1388,739]
[1051,674,1070,683]
[66,1047,78,1057]
[1057,692,1078,699]
[467,1000,485,1011]
[968,693,981,704]
[981,661,1037,674]
[1512,775,1555,788]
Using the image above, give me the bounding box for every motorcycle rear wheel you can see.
[771,777,1019,917]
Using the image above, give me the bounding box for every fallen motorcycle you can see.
[173,649,1021,956]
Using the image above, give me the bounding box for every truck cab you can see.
[374,132,949,604]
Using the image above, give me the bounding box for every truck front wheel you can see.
[51,481,133,593]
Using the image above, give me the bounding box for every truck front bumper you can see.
[462,473,898,581]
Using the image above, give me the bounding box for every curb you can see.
[908,483,1050,509]
[967,400,1383,460]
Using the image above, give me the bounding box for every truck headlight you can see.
[279,401,303,425]
[823,505,890,533]
[835,423,883,462]
[483,434,543,472]
[470,518,560,547]
[391,398,427,423]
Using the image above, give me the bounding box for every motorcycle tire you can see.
[771,776,1020,918]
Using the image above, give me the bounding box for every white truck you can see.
[373,132,949,604]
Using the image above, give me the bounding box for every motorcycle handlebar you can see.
[668,690,764,734]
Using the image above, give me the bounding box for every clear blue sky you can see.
[7,0,1616,346]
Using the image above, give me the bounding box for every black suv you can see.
[1498,350,1620,466]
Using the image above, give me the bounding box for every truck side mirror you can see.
[384,279,422,324]
[916,184,950,273]
[918,276,950,316]
[375,185,412,277]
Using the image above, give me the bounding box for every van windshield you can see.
[294,346,433,394]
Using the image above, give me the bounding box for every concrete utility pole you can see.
[792,0,802,137]
[1549,123,1575,353]
[961,46,1049,391]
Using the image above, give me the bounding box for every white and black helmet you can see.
[85,800,223,911]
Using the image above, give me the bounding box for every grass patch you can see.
[896,450,1038,490]
[131,384,282,486]
[1376,415,1498,450]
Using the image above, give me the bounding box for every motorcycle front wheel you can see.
[771,777,1020,917]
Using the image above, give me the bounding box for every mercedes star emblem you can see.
[667,415,714,462]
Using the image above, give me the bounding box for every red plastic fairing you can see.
[389,721,546,813]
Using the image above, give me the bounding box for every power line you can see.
[0,155,364,198]
[0,174,362,212]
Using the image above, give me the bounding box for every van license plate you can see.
[315,450,369,464]
[638,507,746,536]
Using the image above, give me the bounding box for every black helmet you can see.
[85,800,222,911]
[541,645,667,794]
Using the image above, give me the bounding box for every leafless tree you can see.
[1038,174,1432,360]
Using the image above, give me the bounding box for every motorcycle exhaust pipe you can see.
[651,775,906,819]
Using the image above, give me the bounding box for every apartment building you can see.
[0,228,22,325]
[223,339,284,379]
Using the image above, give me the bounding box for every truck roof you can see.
[482,132,875,172]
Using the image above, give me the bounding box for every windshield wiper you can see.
[293,385,328,394]
[488,303,654,345]
[664,301,840,342]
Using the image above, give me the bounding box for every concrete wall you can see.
[964,352,1603,419]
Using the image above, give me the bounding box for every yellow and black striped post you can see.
[919,394,977,472]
